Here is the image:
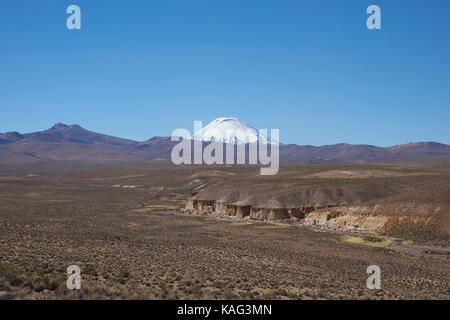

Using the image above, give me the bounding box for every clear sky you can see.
[1,0,449,146]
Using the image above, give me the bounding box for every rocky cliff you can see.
[181,199,393,234]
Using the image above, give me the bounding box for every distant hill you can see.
[22,123,136,146]
[0,123,139,164]
[0,123,449,165]
[279,142,450,164]
[0,131,25,144]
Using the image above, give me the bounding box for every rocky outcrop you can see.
[302,210,389,233]
[231,205,247,219]
[197,200,215,213]
[250,207,290,221]
[182,199,391,234]
[185,199,198,211]
[184,199,317,222]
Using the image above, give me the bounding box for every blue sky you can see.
[1,0,449,146]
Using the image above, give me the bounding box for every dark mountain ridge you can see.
[1,123,449,165]
[22,123,136,146]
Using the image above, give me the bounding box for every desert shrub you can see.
[364,236,383,243]
[42,263,54,274]
[262,292,277,300]
[115,268,130,284]
[48,273,65,291]
[223,291,237,299]
[239,291,254,299]
[301,280,313,288]
[47,279,60,291]
[158,281,167,290]
[82,265,98,276]
[278,288,289,296]
[34,284,44,292]
[214,280,227,288]
[192,288,203,297]
[0,263,23,287]
[31,273,65,292]
[119,268,130,278]
[0,280,10,291]
[316,291,325,299]
[40,275,51,289]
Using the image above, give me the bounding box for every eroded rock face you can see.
[235,205,251,219]
[302,211,389,233]
[186,199,198,211]
[182,199,392,234]
[250,207,290,221]
[185,199,313,222]
[215,202,237,217]
[224,204,237,217]
[197,200,215,213]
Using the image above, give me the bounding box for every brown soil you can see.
[0,162,448,300]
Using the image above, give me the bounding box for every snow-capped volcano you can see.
[191,117,270,145]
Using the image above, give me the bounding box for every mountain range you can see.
[1,119,449,165]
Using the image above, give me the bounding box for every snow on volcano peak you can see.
[191,117,270,145]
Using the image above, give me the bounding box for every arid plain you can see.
[0,162,448,299]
